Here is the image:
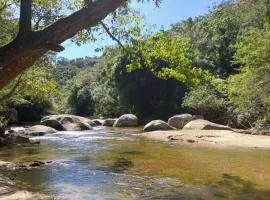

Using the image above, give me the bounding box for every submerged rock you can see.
[29,161,46,167]
[41,115,94,131]
[6,133,30,144]
[183,119,232,131]
[113,114,138,127]
[103,119,117,127]
[168,114,193,129]
[92,119,104,126]
[24,125,57,136]
[143,120,176,132]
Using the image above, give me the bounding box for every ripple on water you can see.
[3,127,270,200]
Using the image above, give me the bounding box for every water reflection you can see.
[1,127,270,199]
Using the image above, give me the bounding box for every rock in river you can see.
[168,114,193,129]
[41,114,94,131]
[113,114,138,127]
[183,119,232,131]
[24,125,57,136]
[143,120,176,132]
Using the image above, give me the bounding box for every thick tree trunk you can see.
[0,0,126,90]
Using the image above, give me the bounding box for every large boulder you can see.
[113,114,138,127]
[183,119,232,130]
[102,119,117,127]
[168,114,193,129]
[24,125,57,136]
[41,115,94,131]
[143,120,176,132]
[41,119,64,130]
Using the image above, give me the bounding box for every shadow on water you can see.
[211,173,270,199]
[98,157,134,173]
[119,150,144,155]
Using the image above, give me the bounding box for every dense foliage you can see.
[1,0,270,130]
[227,22,270,128]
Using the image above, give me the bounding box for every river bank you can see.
[141,129,270,149]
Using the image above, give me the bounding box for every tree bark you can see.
[0,0,126,90]
[18,0,32,38]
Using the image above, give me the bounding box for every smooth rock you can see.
[41,115,94,131]
[183,119,232,130]
[113,114,138,127]
[143,120,176,132]
[24,125,57,136]
[168,114,193,129]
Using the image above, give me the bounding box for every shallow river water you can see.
[1,127,270,199]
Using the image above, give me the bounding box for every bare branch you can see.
[100,21,125,49]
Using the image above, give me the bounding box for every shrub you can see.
[182,85,229,124]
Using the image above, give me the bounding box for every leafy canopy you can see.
[127,31,213,88]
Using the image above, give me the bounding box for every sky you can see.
[58,0,222,59]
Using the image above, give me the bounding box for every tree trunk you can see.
[0,0,126,90]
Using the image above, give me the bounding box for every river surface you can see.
[1,127,270,199]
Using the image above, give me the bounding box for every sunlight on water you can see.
[1,127,270,199]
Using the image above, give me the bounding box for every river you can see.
[1,127,270,199]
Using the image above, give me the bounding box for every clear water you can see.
[1,127,270,199]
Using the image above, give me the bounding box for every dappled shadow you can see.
[97,157,134,173]
[214,173,270,199]
[112,157,134,173]
[119,150,144,155]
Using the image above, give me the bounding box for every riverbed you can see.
[1,127,270,199]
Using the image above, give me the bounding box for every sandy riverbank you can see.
[141,130,270,149]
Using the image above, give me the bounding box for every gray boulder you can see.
[41,115,94,131]
[41,119,64,130]
[168,114,193,129]
[103,119,117,127]
[183,119,232,130]
[143,120,176,132]
[24,125,57,136]
[113,114,138,127]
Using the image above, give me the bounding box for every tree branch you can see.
[0,0,127,90]
[18,0,32,38]
[100,21,125,49]
[37,0,127,44]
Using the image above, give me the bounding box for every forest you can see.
[1,1,270,199]
[0,0,270,131]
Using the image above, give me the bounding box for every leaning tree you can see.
[0,0,161,89]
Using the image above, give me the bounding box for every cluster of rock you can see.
[1,113,233,144]
[143,114,232,132]
[9,114,139,138]
[39,113,139,131]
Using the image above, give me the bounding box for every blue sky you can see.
[58,0,222,59]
